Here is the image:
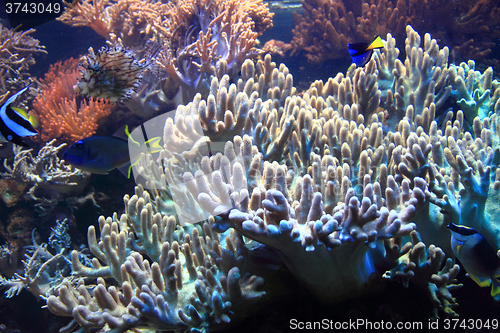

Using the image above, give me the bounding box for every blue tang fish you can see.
[448,223,500,301]
[62,126,162,176]
[348,36,384,67]
[0,84,38,146]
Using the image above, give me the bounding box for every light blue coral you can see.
[449,60,500,121]
[46,187,265,332]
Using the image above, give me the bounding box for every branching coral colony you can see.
[3,22,500,331]
[0,24,46,104]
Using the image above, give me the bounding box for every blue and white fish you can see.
[348,36,384,67]
[0,84,38,147]
[448,223,500,301]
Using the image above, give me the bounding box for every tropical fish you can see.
[348,36,384,67]
[0,84,38,146]
[62,126,162,176]
[74,41,162,103]
[448,223,500,300]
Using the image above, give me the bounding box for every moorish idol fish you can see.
[448,223,500,301]
[0,84,38,146]
[62,126,162,177]
[348,36,384,67]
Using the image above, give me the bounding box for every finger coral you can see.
[121,27,470,323]
[46,188,265,332]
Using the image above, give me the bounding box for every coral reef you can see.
[0,240,70,299]
[2,1,500,329]
[155,0,274,101]
[447,0,500,65]
[290,0,413,64]
[43,25,500,330]
[0,24,46,105]
[136,47,459,314]
[1,140,90,202]
[58,0,274,108]
[0,219,75,301]
[0,243,23,279]
[46,192,265,332]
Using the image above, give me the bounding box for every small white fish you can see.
[448,223,500,300]
[0,84,38,146]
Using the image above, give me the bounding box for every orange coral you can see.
[154,0,273,101]
[57,0,174,47]
[32,58,114,143]
[57,0,112,38]
[262,39,292,57]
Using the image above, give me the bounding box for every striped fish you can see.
[0,84,38,147]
